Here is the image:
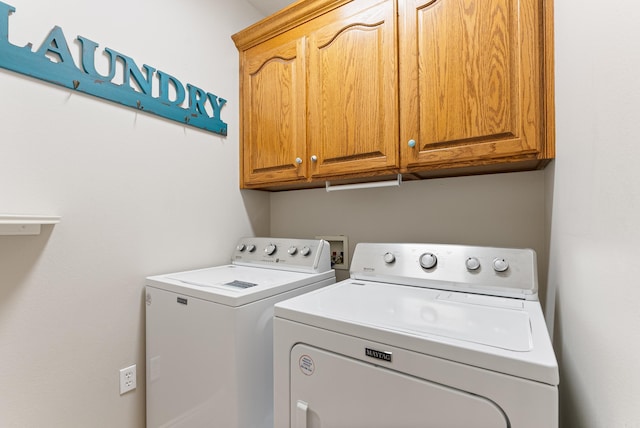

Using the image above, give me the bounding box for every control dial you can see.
[247,244,256,252]
[236,244,246,252]
[419,252,438,269]
[493,258,509,272]
[288,246,298,255]
[300,246,311,256]
[264,243,277,255]
[466,257,481,271]
[383,252,396,264]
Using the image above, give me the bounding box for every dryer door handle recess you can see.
[296,400,308,428]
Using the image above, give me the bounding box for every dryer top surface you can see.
[275,279,558,385]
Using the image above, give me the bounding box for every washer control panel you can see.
[232,237,331,273]
[350,243,538,300]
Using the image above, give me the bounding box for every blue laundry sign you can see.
[0,1,227,136]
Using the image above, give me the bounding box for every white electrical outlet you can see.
[119,364,137,395]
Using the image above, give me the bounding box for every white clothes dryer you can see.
[274,243,558,428]
[145,237,335,428]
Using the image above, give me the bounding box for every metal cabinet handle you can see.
[408,139,416,148]
[311,155,318,162]
[295,157,303,164]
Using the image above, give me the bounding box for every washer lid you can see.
[146,265,334,307]
[275,280,559,385]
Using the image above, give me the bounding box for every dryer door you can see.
[290,344,508,428]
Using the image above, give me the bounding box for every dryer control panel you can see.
[350,243,538,300]
[232,237,332,273]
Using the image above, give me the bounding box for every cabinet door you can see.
[307,0,399,179]
[240,37,307,187]
[400,0,550,170]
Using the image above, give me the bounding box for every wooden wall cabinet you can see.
[239,35,308,186]
[232,0,554,190]
[399,0,554,178]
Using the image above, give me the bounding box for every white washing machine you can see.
[274,242,559,428]
[145,237,335,428]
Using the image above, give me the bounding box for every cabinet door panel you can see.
[307,0,399,178]
[241,38,307,186]
[400,0,544,168]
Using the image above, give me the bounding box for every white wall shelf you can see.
[0,214,61,236]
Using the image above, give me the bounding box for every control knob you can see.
[288,246,298,255]
[264,243,277,255]
[419,252,438,269]
[383,252,396,264]
[236,244,246,252]
[247,244,256,252]
[466,257,481,271]
[493,258,509,272]
[300,246,311,256]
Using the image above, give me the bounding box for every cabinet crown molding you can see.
[232,0,353,50]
